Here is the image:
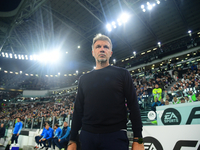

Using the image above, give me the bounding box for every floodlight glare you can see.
[78,46,80,49]
[112,21,116,25]
[188,30,192,34]
[157,1,160,4]
[158,42,161,45]
[153,3,156,6]
[113,59,116,62]
[148,5,152,10]
[66,52,68,54]
[120,13,130,23]
[147,2,150,5]
[141,5,144,9]
[143,9,146,12]
[106,23,112,32]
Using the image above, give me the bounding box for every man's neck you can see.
[95,62,110,70]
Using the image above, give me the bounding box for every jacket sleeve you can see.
[60,127,71,140]
[46,129,53,140]
[41,128,45,136]
[69,77,84,141]
[18,122,23,134]
[124,70,143,138]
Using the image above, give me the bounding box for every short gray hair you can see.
[92,34,112,51]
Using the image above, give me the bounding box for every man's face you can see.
[64,122,68,127]
[92,40,113,64]
[1,124,3,128]
[17,118,20,122]
[45,125,49,130]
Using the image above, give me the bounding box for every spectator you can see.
[0,123,5,139]
[53,122,71,150]
[180,98,185,103]
[196,93,200,101]
[172,96,180,104]
[152,84,162,101]
[191,63,197,72]
[151,97,161,111]
[165,100,169,105]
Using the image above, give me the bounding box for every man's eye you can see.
[104,46,109,49]
[96,45,101,48]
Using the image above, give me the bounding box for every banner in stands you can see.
[142,125,200,150]
[156,101,200,125]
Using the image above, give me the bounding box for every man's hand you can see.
[67,143,77,150]
[58,139,61,142]
[17,133,19,136]
[39,139,41,142]
[132,142,144,150]
[42,138,46,141]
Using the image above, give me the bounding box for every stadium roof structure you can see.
[0,0,200,73]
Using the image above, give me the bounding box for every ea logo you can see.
[161,108,181,125]
[143,136,163,150]
[148,111,156,120]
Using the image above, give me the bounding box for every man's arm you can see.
[69,78,84,141]
[60,127,71,140]
[17,122,23,134]
[46,129,53,140]
[124,70,143,138]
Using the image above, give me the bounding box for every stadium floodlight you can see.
[58,72,60,75]
[20,71,22,74]
[147,2,150,5]
[153,3,156,6]
[157,0,160,4]
[94,66,96,69]
[141,5,144,9]
[18,55,21,59]
[120,13,130,23]
[21,55,24,60]
[143,9,146,12]
[147,4,152,10]
[158,42,161,48]
[66,52,68,54]
[76,70,78,74]
[113,59,116,62]
[112,21,116,28]
[30,55,33,60]
[33,55,37,60]
[9,53,12,58]
[188,30,192,37]
[5,53,8,58]
[25,55,28,60]
[117,19,122,26]
[78,46,80,49]
[98,33,102,36]
[106,23,112,32]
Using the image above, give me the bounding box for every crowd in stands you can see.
[0,93,76,129]
[150,65,200,111]
[0,71,78,90]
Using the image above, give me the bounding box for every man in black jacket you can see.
[67,34,144,150]
[0,123,5,139]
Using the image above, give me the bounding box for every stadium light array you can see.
[1,51,61,63]
[106,12,130,32]
[141,0,161,12]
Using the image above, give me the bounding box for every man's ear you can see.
[92,50,94,57]
[110,51,113,57]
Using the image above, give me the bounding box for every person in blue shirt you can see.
[39,124,54,150]
[11,117,23,144]
[52,124,62,150]
[53,122,71,150]
[35,124,47,149]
